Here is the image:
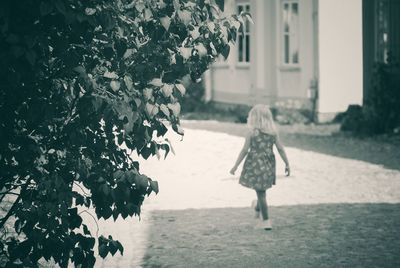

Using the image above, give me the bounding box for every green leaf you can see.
[144,8,153,21]
[113,170,124,181]
[112,208,119,221]
[84,197,91,207]
[68,214,82,229]
[83,225,91,235]
[161,84,174,97]
[17,240,32,259]
[161,144,170,159]
[124,75,133,90]
[134,98,141,108]
[215,0,225,11]
[172,124,184,136]
[135,2,145,12]
[87,238,96,249]
[149,180,159,194]
[102,184,110,196]
[116,241,124,256]
[102,206,113,220]
[177,9,192,25]
[123,49,134,59]
[98,244,108,259]
[126,202,136,216]
[140,145,152,159]
[125,170,137,184]
[243,12,254,25]
[160,17,171,31]
[73,66,86,75]
[14,220,23,234]
[110,81,121,92]
[109,241,118,256]
[103,71,119,79]
[221,44,230,59]
[175,83,186,95]
[159,104,170,117]
[167,103,181,116]
[75,194,84,206]
[148,78,163,87]
[179,47,192,60]
[143,88,153,101]
[145,103,159,118]
[135,175,149,190]
[85,8,96,16]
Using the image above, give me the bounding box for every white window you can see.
[281,1,299,65]
[237,2,251,63]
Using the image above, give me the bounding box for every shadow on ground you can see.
[182,121,400,171]
[141,204,400,268]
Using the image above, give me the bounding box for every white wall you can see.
[207,0,252,104]
[277,0,315,99]
[318,0,363,114]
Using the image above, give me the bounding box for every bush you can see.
[227,105,251,123]
[273,108,311,125]
[366,58,400,133]
[182,102,313,125]
[181,81,206,113]
[341,57,400,135]
[340,105,366,132]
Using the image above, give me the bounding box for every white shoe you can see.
[256,219,272,230]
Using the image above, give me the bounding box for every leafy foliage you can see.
[181,80,206,113]
[0,0,249,266]
[341,56,400,135]
[363,58,400,133]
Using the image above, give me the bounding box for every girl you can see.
[230,104,290,230]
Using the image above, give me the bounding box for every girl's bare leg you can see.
[254,200,260,212]
[256,190,269,220]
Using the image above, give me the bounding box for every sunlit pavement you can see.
[96,126,400,267]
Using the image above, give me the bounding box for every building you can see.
[205,0,365,122]
[362,0,400,102]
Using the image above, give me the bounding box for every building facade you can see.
[362,0,400,102]
[205,0,364,122]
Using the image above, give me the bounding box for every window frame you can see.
[236,1,251,66]
[280,0,300,67]
[374,0,389,63]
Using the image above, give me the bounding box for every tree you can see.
[0,0,249,266]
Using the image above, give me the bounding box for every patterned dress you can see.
[239,130,276,191]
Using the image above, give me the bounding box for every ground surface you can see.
[96,121,400,268]
[142,204,400,268]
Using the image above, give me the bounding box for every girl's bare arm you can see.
[230,133,251,174]
[275,135,290,176]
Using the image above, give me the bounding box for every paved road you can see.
[96,123,400,267]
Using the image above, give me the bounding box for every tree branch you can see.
[0,181,30,230]
[73,182,91,197]
[78,210,99,237]
[0,191,19,196]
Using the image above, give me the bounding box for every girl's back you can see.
[249,130,276,156]
[240,130,277,191]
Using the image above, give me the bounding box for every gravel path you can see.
[142,204,400,268]
[95,121,400,267]
[182,121,400,171]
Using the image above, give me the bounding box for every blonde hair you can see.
[247,104,277,135]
